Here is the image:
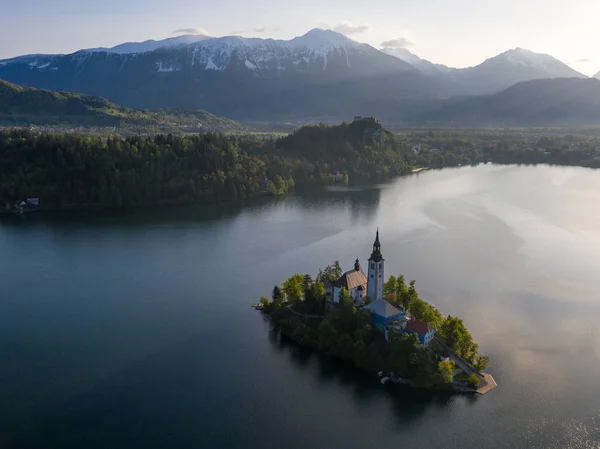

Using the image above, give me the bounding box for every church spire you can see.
[367,229,385,302]
[369,229,383,262]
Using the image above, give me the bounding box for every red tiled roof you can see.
[333,269,367,291]
[405,318,431,336]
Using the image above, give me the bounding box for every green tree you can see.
[282,274,305,304]
[259,296,271,309]
[316,261,343,283]
[383,275,398,304]
[438,315,483,365]
[387,331,419,376]
[396,275,410,310]
[318,319,338,353]
[467,373,481,388]
[338,287,356,313]
[474,355,490,372]
[310,281,325,311]
[272,285,284,308]
[435,360,456,385]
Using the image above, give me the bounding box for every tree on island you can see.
[316,261,342,283]
[438,316,489,371]
[383,275,398,304]
[272,285,284,308]
[282,273,304,304]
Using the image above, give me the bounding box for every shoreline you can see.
[262,304,495,396]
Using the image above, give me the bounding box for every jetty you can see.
[477,373,498,395]
[436,338,497,395]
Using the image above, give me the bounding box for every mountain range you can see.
[0,29,599,125]
[414,78,600,126]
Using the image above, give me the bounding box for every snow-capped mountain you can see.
[86,34,214,54]
[380,47,454,76]
[382,46,587,95]
[0,29,433,119]
[0,30,590,121]
[594,70,600,80]
[453,48,587,94]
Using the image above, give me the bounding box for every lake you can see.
[1,164,600,448]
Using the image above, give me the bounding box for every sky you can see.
[1,0,599,76]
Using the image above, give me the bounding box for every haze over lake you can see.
[1,164,600,448]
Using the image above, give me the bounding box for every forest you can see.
[0,120,412,212]
[2,122,600,213]
[400,128,600,169]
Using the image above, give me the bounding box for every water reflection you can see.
[3,165,600,448]
[267,328,456,426]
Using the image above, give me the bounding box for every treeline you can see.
[0,121,414,212]
[0,130,295,211]
[403,129,600,169]
[260,262,486,390]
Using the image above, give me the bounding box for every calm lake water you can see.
[1,164,600,448]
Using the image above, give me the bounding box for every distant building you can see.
[353,116,379,124]
[364,299,405,340]
[330,259,368,304]
[403,317,435,345]
[383,313,435,346]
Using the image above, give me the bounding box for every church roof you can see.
[364,299,402,318]
[333,269,367,291]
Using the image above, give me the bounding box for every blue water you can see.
[1,164,600,448]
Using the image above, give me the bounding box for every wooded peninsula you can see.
[2,119,599,214]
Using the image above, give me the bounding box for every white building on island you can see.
[325,230,384,306]
[325,230,435,346]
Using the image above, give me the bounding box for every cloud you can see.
[173,27,209,35]
[380,37,416,48]
[568,57,593,64]
[333,21,372,35]
[232,26,269,35]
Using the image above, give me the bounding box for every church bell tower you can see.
[367,229,384,302]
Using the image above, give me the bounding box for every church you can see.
[326,230,435,346]
[325,229,384,306]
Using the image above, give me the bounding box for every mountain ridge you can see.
[0,29,592,122]
[412,77,600,126]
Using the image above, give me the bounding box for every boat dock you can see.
[477,373,497,395]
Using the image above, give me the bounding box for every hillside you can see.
[0,80,246,131]
[412,78,600,126]
[0,120,413,212]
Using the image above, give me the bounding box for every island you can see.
[258,230,496,394]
